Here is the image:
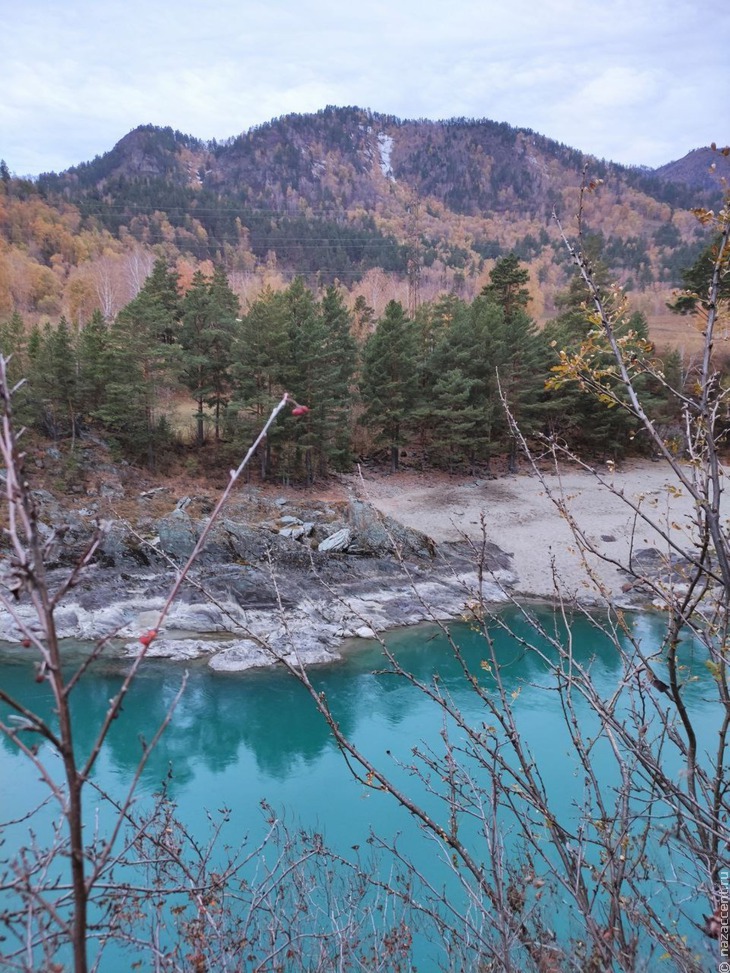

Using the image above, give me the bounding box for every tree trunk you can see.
[508,436,518,474]
[196,398,204,448]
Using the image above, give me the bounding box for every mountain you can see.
[43,108,725,214]
[1,107,724,338]
[653,146,730,192]
[36,108,724,289]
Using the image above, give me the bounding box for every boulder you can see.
[156,510,198,560]
[210,520,268,562]
[96,522,156,568]
[318,528,352,553]
[164,602,230,633]
[279,526,305,540]
[345,500,435,557]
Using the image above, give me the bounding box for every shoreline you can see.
[0,457,699,672]
[350,457,698,602]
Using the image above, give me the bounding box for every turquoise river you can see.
[0,607,722,971]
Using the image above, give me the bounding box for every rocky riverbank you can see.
[0,487,516,671]
[1,457,697,671]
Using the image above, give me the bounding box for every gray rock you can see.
[318,528,352,553]
[53,608,80,638]
[200,564,288,608]
[37,521,55,541]
[97,522,154,568]
[297,505,337,524]
[139,486,170,499]
[100,483,124,499]
[280,526,305,540]
[125,638,223,660]
[156,511,198,560]
[208,640,276,671]
[197,520,261,564]
[165,603,230,633]
[0,489,518,673]
[30,489,58,507]
[345,499,435,557]
[268,634,340,666]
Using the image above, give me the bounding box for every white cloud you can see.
[1,0,728,174]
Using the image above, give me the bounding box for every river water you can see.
[0,607,721,970]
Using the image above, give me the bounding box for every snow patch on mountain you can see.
[377,133,394,179]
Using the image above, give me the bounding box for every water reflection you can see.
[1,606,721,972]
[0,658,362,790]
[0,607,715,793]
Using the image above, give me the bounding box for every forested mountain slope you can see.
[2,106,727,331]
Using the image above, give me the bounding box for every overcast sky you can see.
[2,0,728,177]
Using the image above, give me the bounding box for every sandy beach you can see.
[345,459,700,600]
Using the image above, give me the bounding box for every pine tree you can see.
[205,266,240,440]
[667,234,730,315]
[419,294,467,367]
[31,319,79,442]
[117,257,181,346]
[487,306,548,471]
[278,277,329,483]
[179,271,212,448]
[231,287,289,479]
[414,294,470,418]
[424,296,499,470]
[76,310,110,417]
[428,368,484,471]
[317,284,357,473]
[480,252,530,320]
[352,295,375,346]
[479,256,546,470]
[0,312,33,425]
[108,260,181,464]
[179,268,239,446]
[360,300,418,471]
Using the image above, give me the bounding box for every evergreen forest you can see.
[3,109,726,484]
[0,251,695,483]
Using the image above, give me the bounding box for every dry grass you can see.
[650,313,706,354]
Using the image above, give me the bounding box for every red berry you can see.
[139,629,157,647]
[291,405,310,416]
[21,638,31,648]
